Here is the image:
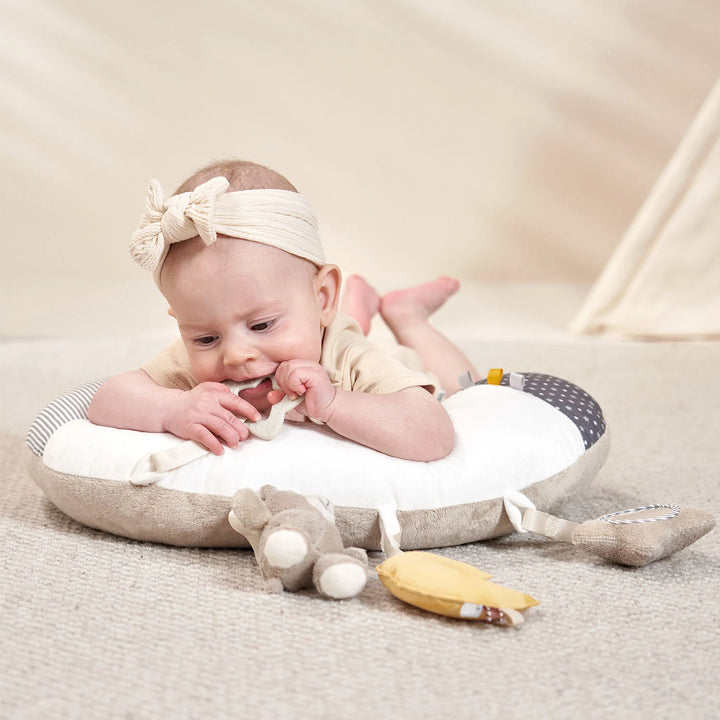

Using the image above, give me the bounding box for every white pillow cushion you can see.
[27,374,610,549]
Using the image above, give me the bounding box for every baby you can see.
[88,160,479,461]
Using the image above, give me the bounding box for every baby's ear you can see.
[314,264,341,327]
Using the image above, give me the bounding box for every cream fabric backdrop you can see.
[571,79,720,338]
[2,0,719,337]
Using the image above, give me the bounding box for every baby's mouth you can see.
[239,378,273,401]
[221,375,303,440]
[224,376,274,402]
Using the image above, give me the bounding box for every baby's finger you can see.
[201,382,233,394]
[206,413,250,447]
[219,393,261,422]
[275,370,307,400]
[267,389,286,405]
[189,423,225,456]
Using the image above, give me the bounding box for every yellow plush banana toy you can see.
[376,551,538,627]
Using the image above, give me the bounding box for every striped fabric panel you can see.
[25,379,106,457]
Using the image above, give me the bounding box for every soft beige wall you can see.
[2,0,719,337]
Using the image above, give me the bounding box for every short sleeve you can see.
[321,313,439,396]
[141,339,197,391]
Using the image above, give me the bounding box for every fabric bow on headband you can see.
[129,176,325,286]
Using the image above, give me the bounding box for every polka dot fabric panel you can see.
[477,373,606,450]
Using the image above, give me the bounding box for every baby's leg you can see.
[380,277,479,396]
[341,275,381,336]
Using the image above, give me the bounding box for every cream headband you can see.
[129,176,326,286]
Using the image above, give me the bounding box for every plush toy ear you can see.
[228,488,272,554]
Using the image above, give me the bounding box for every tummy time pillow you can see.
[25,370,611,551]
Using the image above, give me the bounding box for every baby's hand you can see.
[163,382,261,455]
[271,360,337,424]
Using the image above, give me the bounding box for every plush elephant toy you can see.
[228,485,369,599]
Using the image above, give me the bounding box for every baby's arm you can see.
[273,361,454,461]
[87,370,261,455]
[325,386,454,461]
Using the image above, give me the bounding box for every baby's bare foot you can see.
[380,276,460,330]
[342,275,381,336]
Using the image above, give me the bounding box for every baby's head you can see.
[130,160,341,393]
[173,159,298,195]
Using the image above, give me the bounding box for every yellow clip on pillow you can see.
[376,551,538,626]
[487,368,504,385]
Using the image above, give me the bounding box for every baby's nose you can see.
[223,340,258,365]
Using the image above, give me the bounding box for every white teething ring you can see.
[224,376,303,440]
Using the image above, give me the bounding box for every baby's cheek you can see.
[296,332,325,363]
[271,336,322,364]
[189,355,220,383]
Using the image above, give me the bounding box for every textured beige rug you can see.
[2,335,718,719]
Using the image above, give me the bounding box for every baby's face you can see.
[162,238,338,411]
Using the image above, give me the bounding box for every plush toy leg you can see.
[262,577,285,594]
[313,551,368,600]
[256,525,319,592]
[229,486,370,598]
[263,529,310,569]
[229,490,308,592]
[375,551,537,626]
[517,503,716,567]
[571,507,716,566]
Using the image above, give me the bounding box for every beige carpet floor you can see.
[2,334,718,719]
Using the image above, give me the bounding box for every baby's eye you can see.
[250,320,275,332]
[194,336,218,346]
